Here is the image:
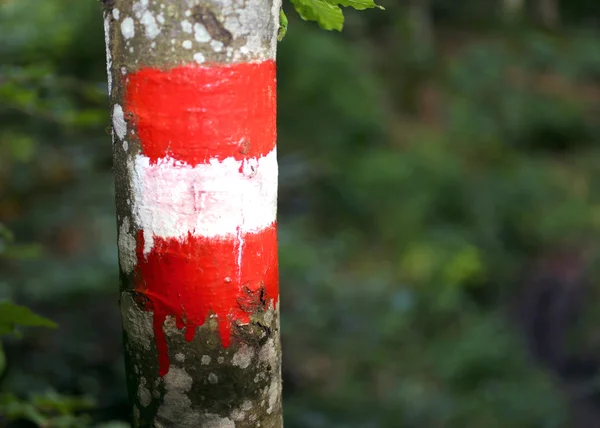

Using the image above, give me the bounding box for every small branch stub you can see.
[102,0,282,426]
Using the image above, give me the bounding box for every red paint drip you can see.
[126,61,278,375]
[135,225,279,376]
[124,61,277,165]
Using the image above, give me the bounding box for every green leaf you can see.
[0,224,14,256]
[442,245,484,286]
[0,301,57,336]
[1,132,36,162]
[290,0,344,31]
[278,9,288,42]
[329,0,384,10]
[0,223,14,244]
[2,243,44,260]
[31,391,95,414]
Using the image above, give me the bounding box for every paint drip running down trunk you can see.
[101,0,282,426]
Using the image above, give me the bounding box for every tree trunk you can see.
[407,0,433,54]
[537,0,559,28]
[503,0,524,19]
[101,0,282,426]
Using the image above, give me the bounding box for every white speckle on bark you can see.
[201,355,211,365]
[208,373,218,384]
[141,10,161,39]
[193,52,206,64]
[167,367,193,390]
[231,409,246,421]
[118,217,136,274]
[193,23,211,43]
[185,9,191,17]
[112,104,127,139]
[129,46,134,52]
[138,377,152,407]
[258,338,281,414]
[181,19,193,33]
[269,0,282,56]
[263,305,274,326]
[210,40,224,52]
[121,66,127,75]
[132,1,144,18]
[217,357,225,364]
[175,353,185,362]
[222,0,282,61]
[182,40,192,49]
[231,400,254,421]
[123,140,129,151]
[111,131,116,152]
[200,414,235,428]
[103,14,112,95]
[157,13,165,24]
[232,345,254,369]
[121,17,135,39]
[259,338,276,364]
[162,314,184,337]
[266,376,280,414]
[121,293,154,351]
[157,367,202,426]
[133,405,140,422]
[112,8,120,20]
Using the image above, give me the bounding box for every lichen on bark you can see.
[121,292,282,427]
[102,0,283,426]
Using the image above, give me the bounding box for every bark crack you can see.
[100,0,115,9]
[192,5,233,46]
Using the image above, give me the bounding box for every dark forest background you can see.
[4,0,600,426]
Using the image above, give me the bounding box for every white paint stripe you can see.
[130,148,278,254]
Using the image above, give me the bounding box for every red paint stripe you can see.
[135,225,279,376]
[124,61,277,165]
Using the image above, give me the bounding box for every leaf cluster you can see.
[287,0,384,32]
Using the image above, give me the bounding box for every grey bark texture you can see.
[100,0,283,427]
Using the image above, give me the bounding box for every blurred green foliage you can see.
[3,0,600,426]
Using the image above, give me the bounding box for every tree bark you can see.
[101,0,283,426]
[537,0,559,28]
[503,0,524,19]
[407,0,433,54]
